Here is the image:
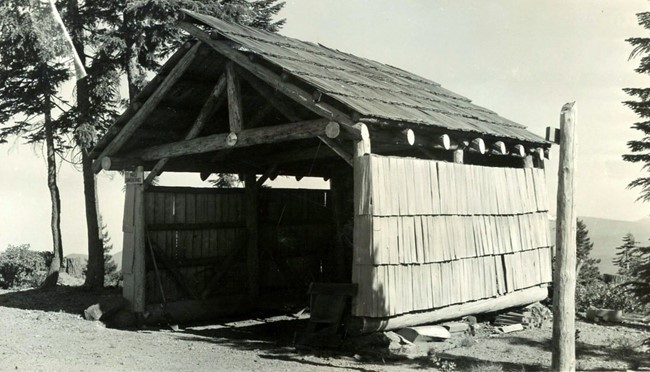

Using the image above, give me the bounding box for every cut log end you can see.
[404,129,415,146]
[225,132,238,147]
[439,134,451,150]
[470,138,486,154]
[325,121,341,139]
[491,141,507,155]
[513,144,526,157]
[101,157,112,171]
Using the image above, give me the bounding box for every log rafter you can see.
[92,42,202,173]
[145,72,228,184]
[179,22,362,138]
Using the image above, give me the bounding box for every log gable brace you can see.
[145,72,228,184]
[92,41,202,173]
[179,21,361,139]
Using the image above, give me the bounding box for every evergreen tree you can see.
[624,10,650,310]
[0,0,75,287]
[613,233,643,277]
[624,11,650,202]
[576,219,601,284]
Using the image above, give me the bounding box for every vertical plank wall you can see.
[143,187,333,306]
[352,154,553,318]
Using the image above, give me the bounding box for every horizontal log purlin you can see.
[179,21,362,139]
[121,118,332,162]
[92,41,202,173]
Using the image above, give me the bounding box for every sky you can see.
[0,1,649,256]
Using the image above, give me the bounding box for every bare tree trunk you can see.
[82,149,104,289]
[41,93,64,288]
[66,0,105,289]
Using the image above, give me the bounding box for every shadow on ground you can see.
[503,335,648,370]
[0,285,122,315]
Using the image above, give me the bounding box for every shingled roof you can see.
[183,10,545,144]
[91,10,549,176]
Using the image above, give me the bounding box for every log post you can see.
[244,174,259,301]
[453,149,464,164]
[552,102,578,372]
[523,155,534,168]
[122,166,145,314]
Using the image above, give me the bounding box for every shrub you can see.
[575,279,642,313]
[0,244,48,289]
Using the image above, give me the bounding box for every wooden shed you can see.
[92,10,553,333]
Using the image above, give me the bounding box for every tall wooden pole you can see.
[552,102,578,372]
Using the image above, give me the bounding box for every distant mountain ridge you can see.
[551,216,650,275]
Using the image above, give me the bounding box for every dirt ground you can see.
[0,281,648,371]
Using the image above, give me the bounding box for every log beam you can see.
[226,62,243,133]
[367,126,414,146]
[512,144,526,157]
[318,136,353,166]
[118,118,332,162]
[469,138,486,154]
[490,141,507,155]
[354,123,371,156]
[346,286,548,335]
[414,133,453,151]
[237,68,302,122]
[256,164,278,187]
[179,22,361,135]
[92,42,201,173]
[145,73,227,184]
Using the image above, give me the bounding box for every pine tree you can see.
[576,219,601,284]
[613,233,643,277]
[0,0,75,287]
[625,10,650,310]
[624,11,650,202]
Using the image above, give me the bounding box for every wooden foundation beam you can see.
[92,42,201,173]
[118,118,332,162]
[346,285,548,335]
